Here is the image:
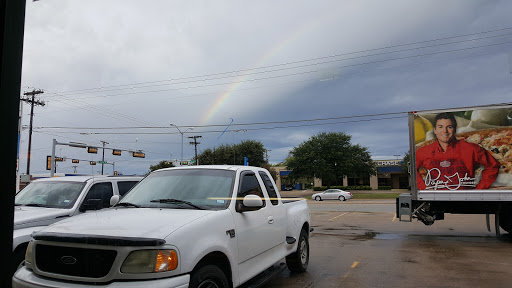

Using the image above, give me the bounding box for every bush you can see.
[378,186,392,190]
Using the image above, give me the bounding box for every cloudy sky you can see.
[18,0,512,176]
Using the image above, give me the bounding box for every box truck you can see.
[397,104,512,237]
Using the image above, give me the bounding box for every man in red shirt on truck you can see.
[416,112,500,190]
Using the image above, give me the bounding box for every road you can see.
[307,199,396,213]
[265,200,512,288]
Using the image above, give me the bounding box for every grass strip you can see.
[352,193,401,199]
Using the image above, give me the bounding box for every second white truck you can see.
[13,165,311,288]
[12,175,143,274]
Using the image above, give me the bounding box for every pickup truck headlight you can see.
[121,250,178,273]
[25,241,34,265]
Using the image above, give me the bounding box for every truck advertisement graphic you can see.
[414,107,512,191]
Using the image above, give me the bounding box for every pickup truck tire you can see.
[189,264,229,288]
[315,196,322,201]
[499,211,512,233]
[11,244,27,276]
[286,229,309,273]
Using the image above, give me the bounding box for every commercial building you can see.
[272,159,409,190]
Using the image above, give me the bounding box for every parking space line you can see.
[343,261,359,278]
[392,215,397,222]
[329,212,348,221]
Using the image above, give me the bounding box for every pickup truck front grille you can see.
[35,244,117,278]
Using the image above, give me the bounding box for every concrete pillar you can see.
[370,175,378,190]
[343,175,348,186]
[271,167,282,190]
[275,174,281,190]
[314,177,322,187]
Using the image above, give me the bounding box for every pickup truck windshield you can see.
[120,169,235,210]
[15,182,86,209]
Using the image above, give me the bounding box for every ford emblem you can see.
[60,256,77,265]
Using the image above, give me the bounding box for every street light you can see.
[170,124,193,165]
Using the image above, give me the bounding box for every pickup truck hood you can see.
[40,208,214,241]
[14,206,70,229]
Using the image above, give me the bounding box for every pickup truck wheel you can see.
[286,229,309,273]
[338,196,346,201]
[315,196,321,201]
[499,211,512,233]
[11,245,27,276]
[189,265,229,288]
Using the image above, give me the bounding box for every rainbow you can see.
[200,20,322,125]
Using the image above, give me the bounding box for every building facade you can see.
[272,159,409,190]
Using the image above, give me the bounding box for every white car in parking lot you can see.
[312,189,352,201]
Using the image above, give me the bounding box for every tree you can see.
[286,132,376,186]
[401,151,410,173]
[149,160,175,172]
[196,140,267,167]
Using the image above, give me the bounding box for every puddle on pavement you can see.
[352,232,405,240]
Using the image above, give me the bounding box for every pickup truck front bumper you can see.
[12,267,190,288]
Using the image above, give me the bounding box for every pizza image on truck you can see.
[397,104,512,236]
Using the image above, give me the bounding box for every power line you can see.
[32,101,512,136]
[34,115,408,135]
[34,111,408,131]
[35,47,510,121]
[43,26,512,97]
[41,39,512,102]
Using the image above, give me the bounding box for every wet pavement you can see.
[265,202,512,288]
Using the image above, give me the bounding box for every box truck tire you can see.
[499,211,512,233]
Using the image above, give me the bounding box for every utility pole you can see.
[188,135,202,165]
[171,124,193,165]
[101,140,109,175]
[21,89,44,175]
[265,149,271,163]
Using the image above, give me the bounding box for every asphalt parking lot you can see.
[265,197,512,288]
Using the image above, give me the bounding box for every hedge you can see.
[313,186,372,191]
[377,186,392,190]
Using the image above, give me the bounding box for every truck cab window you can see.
[238,173,265,208]
[259,172,278,205]
[117,181,139,197]
[83,182,113,209]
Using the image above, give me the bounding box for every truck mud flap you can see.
[397,193,412,222]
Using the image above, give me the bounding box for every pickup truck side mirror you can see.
[79,199,103,212]
[110,195,120,206]
[237,195,263,212]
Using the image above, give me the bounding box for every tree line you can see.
[149,132,382,186]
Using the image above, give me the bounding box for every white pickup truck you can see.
[13,165,311,288]
[12,175,143,275]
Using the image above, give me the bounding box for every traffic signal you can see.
[181,161,188,165]
[132,151,145,158]
[72,159,79,163]
[90,161,97,165]
[112,149,122,156]
[87,147,98,154]
[46,156,63,170]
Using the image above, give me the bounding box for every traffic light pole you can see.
[100,140,109,175]
[50,139,143,176]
